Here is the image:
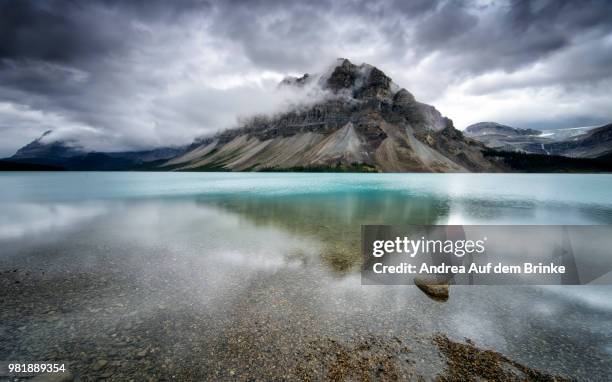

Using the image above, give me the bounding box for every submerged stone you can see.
[414,278,449,302]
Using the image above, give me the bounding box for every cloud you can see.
[0,0,611,156]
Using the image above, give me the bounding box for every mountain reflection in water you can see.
[1,173,611,380]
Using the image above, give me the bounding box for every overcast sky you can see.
[1,0,611,156]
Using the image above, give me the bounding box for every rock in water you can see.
[414,278,449,302]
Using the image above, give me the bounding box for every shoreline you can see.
[0,265,582,381]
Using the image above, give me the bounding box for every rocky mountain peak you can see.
[325,58,359,91]
[354,66,393,102]
[279,73,312,88]
[324,58,396,103]
[281,58,407,107]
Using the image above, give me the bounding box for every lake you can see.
[1,172,611,380]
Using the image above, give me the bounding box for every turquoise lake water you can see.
[1,172,611,379]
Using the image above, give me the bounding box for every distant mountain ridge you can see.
[12,130,85,160]
[465,121,612,159]
[464,122,540,137]
[540,123,612,158]
[6,130,187,170]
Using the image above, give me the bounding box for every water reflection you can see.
[196,191,449,273]
[0,202,107,240]
[194,189,612,274]
[1,173,612,380]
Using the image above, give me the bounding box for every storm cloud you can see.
[1,0,611,155]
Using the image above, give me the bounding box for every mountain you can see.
[6,60,610,173]
[160,59,500,172]
[465,121,612,159]
[464,122,548,154]
[11,130,85,163]
[6,130,187,170]
[464,122,540,137]
[538,123,612,158]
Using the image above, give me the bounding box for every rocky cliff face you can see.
[162,59,500,172]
